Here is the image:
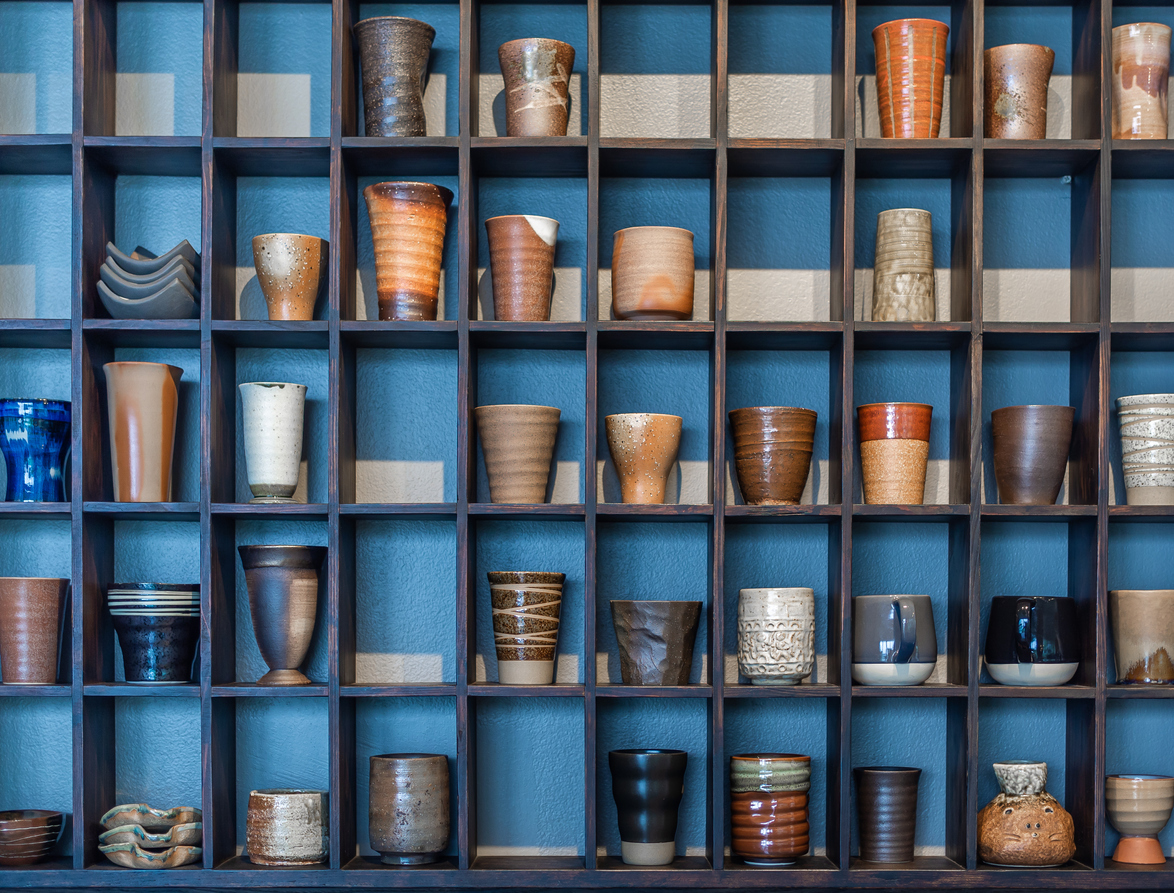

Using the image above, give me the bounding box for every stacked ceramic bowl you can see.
[1117,394,1174,505]
[0,810,64,865]
[97,240,201,319]
[108,584,200,684]
[98,803,202,869]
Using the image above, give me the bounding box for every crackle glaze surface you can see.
[245,789,328,865]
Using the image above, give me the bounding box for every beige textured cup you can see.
[857,403,933,504]
[872,209,934,322]
[611,227,695,320]
[1113,23,1172,139]
[474,405,561,504]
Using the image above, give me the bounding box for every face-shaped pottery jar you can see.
[977,761,1076,867]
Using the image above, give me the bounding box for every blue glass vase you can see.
[0,399,71,502]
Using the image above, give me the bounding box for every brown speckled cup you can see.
[488,571,565,684]
[0,578,67,684]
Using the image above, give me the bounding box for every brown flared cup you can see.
[728,406,817,506]
[485,215,559,321]
[610,600,701,685]
[991,404,1074,505]
[873,19,950,138]
[0,578,67,684]
[103,361,183,503]
[611,227,695,321]
[854,767,921,863]
[498,38,576,137]
[474,404,561,503]
[857,403,933,505]
[605,413,683,504]
[984,44,1055,139]
[252,233,328,321]
[363,181,453,321]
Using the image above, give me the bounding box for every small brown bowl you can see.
[0,810,64,865]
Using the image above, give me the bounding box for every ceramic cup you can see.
[488,571,566,684]
[474,404,561,504]
[1117,394,1174,505]
[0,399,70,503]
[852,595,937,686]
[369,754,450,864]
[498,38,575,137]
[354,16,435,137]
[1113,23,1172,139]
[736,588,815,685]
[251,234,327,321]
[728,406,817,506]
[978,760,1075,867]
[611,600,701,685]
[984,44,1055,139]
[873,19,950,138]
[103,361,183,503]
[609,749,687,866]
[991,405,1074,505]
[238,545,327,685]
[485,215,559,321]
[0,577,67,684]
[239,382,307,504]
[984,595,1080,686]
[246,789,328,865]
[857,402,933,505]
[1106,775,1174,864]
[605,413,683,504]
[109,582,200,684]
[611,227,695,321]
[363,181,453,321]
[1109,589,1174,684]
[872,209,934,322]
[0,810,64,866]
[854,767,921,862]
[730,754,811,866]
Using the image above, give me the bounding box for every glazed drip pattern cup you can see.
[873,19,950,138]
[611,227,695,321]
[854,767,921,862]
[610,600,702,685]
[485,215,559,321]
[251,234,327,321]
[605,413,683,504]
[978,761,1075,867]
[355,16,435,137]
[369,754,450,864]
[1113,23,1172,139]
[246,789,328,865]
[1110,589,1174,684]
[730,754,811,865]
[1106,775,1174,864]
[103,361,183,503]
[239,382,307,504]
[736,588,815,685]
[475,404,561,504]
[984,44,1055,139]
[108,583,200,684]
[488,571,566,684]
[609,749,687,866]
[852,594,937,686]
[0,577,67,684]
[0,399,70,502]
[238,545,327,685]
[857,402,933,504]
[991,404,1074,505]
[872,209,935,322]
[498,38,576,137]
[1117,394,1174,504]
[728,406,816,506]
[363,181,453,321]
[984,595,1080,686]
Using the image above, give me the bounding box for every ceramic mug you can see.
[984,595,1080,686]
[608,749,687,865]
[736,588,815,685]
[854,767,921,862]
[852,594,937,685]
[730,753,811,865]
[245,789,328,865]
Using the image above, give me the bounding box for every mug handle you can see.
[1015,598,1035,663]
[892,597,918,663]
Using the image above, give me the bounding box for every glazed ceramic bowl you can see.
[0,810,64,866]
[1106,774,1174,864]
[97,278,199,320]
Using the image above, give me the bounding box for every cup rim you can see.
[1107,774,1174,781]
[474,403,561,413]
[991,404,1073,412]
[363,181,454,206]
[251,233,326,242]
[0,577,70,583]
[985,43,1056,53]
[249,788,327,797]
[370,752,447,761]
[239,381,308,391]
[610,748,687,756]
[731,753,811,762]
[729,405,817,416]
[1113,22,1173,32]
[876,207,932,216]
[856,401,934,412]
[853,765,922,774]
[872,18,949,35]
[498,37,576,51]
[484,214,560,225]
[612,225,694,239]
[609,599,703,607]
[103,361,184,376]
[354,15,436,34]
[604,412,683,422]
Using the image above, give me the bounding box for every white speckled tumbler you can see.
[239,382,307,504]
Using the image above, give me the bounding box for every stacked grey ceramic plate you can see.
[97,241,201,319]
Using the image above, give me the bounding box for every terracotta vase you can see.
[1117,394,1174,505]
[103,361,183,503]
[991,405,1074,505]
[0,578,67,684]
[1113,23,1172,139]
[369,754,450,864]
[873,19,950,138]
[0,399,70,503]
[1106,775,1174,864]
[488,571,565,684]
[246,789,328,865]
[474,404,560,504]
[498,38,575,137]
[239,382,306,504]
[984,44,1055,139]
[1110,589,1174,684]
[354,16,435,137]
[730,754,811,865]
[728,406,817,506]
[872,209,934,322]
[608,749,687,866]
[605,413,683,504]
[854,767,920,863]
[736,588,815,685]
[485,215,558,321]
[611,227,695,320]
[363,181,453,321]
[238,545,327,685]
[978,761,1075,867]
[251,234,327,321]
[610,600,701,685]
[857,402,933,505]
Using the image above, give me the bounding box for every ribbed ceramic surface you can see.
[728,406,816,506]
[0,577,66,684]
[1112,23,1171,139]
[984,44,1055,139]
[872,19,949,138]
[0,811,64,866]
[475,404,560,504]
[363,181,452,321]
[485,215,558,321]
[1105,775,1174,838]
[730,754,811,864]
[854,767,920,863]
[355,17,435,137]
[1117,394,1174,504]
[872,209,934,322]
[611,227,695,320]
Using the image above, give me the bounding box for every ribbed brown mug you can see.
[873,19,950,138]
[730,754,811,865]
[485,215,559,321]
[728,406,817,506]
[363,181,453,321]
[991,404,1074,505]
[984,44,1055,139]
[854,766,921,862]
[0,578,67,684]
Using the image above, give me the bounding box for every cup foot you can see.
[257,668,312,686]
[739,856,799,866]
[380,853,442,865]
[1112,837,1166,864]
[620,841,676,866]
[748,677,802,685]
[249,496,298,504]
[497,660,555,685]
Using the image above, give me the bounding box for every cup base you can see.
[1125,485,1174,506]
[739,855,799,866]
[620,841,675,866]
[257,668,312,686]
[986,662,1079,686]
[851,662,935,686]
[1112,837,1166,864]
[497,660,555,685]
[380,852,443,865]
[748,677,802,686]
[249,496,298,504]
[125,679,190,685]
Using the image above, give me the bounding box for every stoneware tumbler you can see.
[474,404,560,503]
[1113,23,1172,139]
[611,600,702,685]
[1116,394,1174,504]
[730,754,811,865]
[246,789,328,865]
[873,19,950,138]
[485,215,559,321]
[736,588,815,685]
[1105,774,1174,864]
[991,404,1074,505]
[0,399,70,502]
[0,577,66,684]
[728,406,817,506]
[854,767,921,862]
[239,382,306,504]
[605,413,683,504]
[369,754,450,864]
[609,749,687,866]
[238,545,327,685]
[103,361,183,503]
[984,44,1055,139]
[488,571,565,684]
[498,38,575,137]
[1110,589,1174,684]
[872,209,934,322]
[857,402,933,504]
[363,181,453,321]
[611,227,695,320]
[354,16,435,137]
[251,234,327,321]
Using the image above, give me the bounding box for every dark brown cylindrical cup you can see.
[485,215,559,321]
[0,578,67,684]
[369,753,449,864]
[610,600,701,685]
[991,405,1074,505]
[984,44,1055,139]
[728,406,817,506]
[498,38,576,137]
[854,766,921,862]
[354,16,435,138]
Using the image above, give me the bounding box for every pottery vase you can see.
[1117,394,1174,505]
[239,382,307,504]
[854,767,920,862]
[0,399,70,503]
[730,754,811,866]
[498,38,575,137]
[605,413,683,504]
[611,227,695,320]
[238,545,327,685]
[1110,589,1174,684]
[984,44,1055,139]
[485,215,559,321]
[609,749,687,866]
[369,754,450,864]
[1106,775,1174,864]
[355,16,435,137]
[978,761,1075,867]
[736,588,815,685]
[610,600,701,685]
[872,209,935,322]
[0,578,67,684]
[1113,23,1172,139]
[474,404,560,504]
[728,406,816,506]
[246,789,328,865]
[873,19,950,138]
[251,234,327,321]
[364,181,453,321]
[103,362,183,503]
[991,405,1074,505]
[857,402,933,504]
[488,571,565,684]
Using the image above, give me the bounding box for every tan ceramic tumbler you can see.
[0,578,67,684]
[363,181,453,321]
[605,413,683,504]
[103,361,183,502]
[1113,23,1172,139]
[872,209,934,322]
[873,19,950,138]
[475,405,561,503]
[857,402,933,504]
[611,227,694,320]
[984,44,1055,139]
[252,234,328,321]
[498,38,576,137]
[485,215,559,321]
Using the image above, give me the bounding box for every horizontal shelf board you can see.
[724,682,839,698]
[855,139,972,178]
[468,504,585,520]
[1112,141,1174,179]
[83,502,200,520]
[467,683,585,697]
[853,504,968,520]
[978,684,1096,698]
[471,137,588,177]
[340,684,457,697]
[212,138,330,177]
[84,136,202,176]
[339,503,456,519]
[982,321,1100,350]
[340,320,458,349]
[84,683,199,697]
[854,321,971,350]
[213,856,333,873]
[1104,859,1174,872]
[343,856,459,871]
[211,683,328,697]
[599,140,716,178]
[596,685,712,698]
[978,859,1091,872]
[211,503,329,519]
[981,504,1097,519]
[727,139,845,177]
[0,318,71,348]
[82,318,201,348]
[597,321,714,350]
[341,138,460,177]
[1110,323,1174,351]
[597,503,713,522]
[1106,684,1174,698]
[469,321,587,350]
[471,856,586,872]
[851,683,967,698]
[0,684,70,697]
[0,135,71,174]
[848,855,964,871]
[982,140,1100,177]
[726,321,843,350]
[595,856,712,872]
[211,320,329,348]
[1108,505,1174,521]
[0,501,70,518]
[725,504,841,523]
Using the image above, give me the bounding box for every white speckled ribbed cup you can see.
[1117,394,1174,504]
[239,382,307,503]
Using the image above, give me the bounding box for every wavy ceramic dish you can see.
[101,262,199,300]
[100,803,202,831]
[107,241,201,276]
[98,822,202,848]
[97,279,199,320]
[98,841,201,869]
